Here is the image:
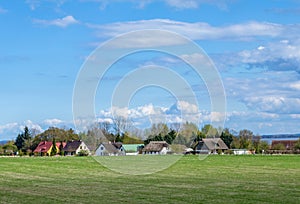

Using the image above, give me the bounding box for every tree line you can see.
[1,120,300,156]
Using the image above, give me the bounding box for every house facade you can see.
[63,140,90,156]
[194,138,228,154]
[95,142,125,156]
[142,141,169,155]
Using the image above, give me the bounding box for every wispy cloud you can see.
[33,15,79,27]
[81,0,232,10]
[91,19,285,41]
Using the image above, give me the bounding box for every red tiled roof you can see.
[34,141,53,153]
[34,141,66,153]
[56,142,66,149]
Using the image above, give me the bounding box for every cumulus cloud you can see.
[33,15,79,27]
[43,118,63,126]
[97,100,228,130]
[19,120,43,133]
[0,123,18,134]
[244,96,300,114]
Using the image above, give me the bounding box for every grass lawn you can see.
[0,155,299,204]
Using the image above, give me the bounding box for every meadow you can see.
[0,155,299,204]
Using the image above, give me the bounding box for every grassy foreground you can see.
[0,155,299,204]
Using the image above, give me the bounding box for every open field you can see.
[0,155,299,204]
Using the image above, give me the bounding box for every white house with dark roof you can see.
[95,142,125,156]
[63,140,90,156]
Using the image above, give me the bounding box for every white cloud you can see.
[0,123,18,134]
[82,0,232,10]
[244,96,300,114]
[43,118,63,126]
[165,0,199,9]
[289,82,300,90]
[19,120,44,133]
[97,101,229,129]
[94,19,284,41]
[33,15,79,27]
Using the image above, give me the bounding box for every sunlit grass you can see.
[0,155,299,203]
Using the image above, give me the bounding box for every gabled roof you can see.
[34,141,67,153]
[143,141,169,152]
[57,142,67,149]
[34,141,53,153]
[63,140,82,152]
[197,138,228,150]
[100,142,124,153]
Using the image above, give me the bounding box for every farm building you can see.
[194,138,228,154]
[95,142,125,156]
[122,144,144,155]
[142,141,169,155]
[63,140,90,156]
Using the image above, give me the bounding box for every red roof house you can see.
[34,141,66,156]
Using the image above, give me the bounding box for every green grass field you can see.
[0,155,299,204]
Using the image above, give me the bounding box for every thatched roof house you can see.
[194,138,228,154]
[143,141,169,155]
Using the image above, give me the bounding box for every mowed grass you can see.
[0,155,299,204]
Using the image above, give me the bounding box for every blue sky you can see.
[1,0,300,140]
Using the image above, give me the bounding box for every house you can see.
[142,141,169,155]
[95,142,125,156]
[63,140,90,156]
[194,138,228,154]
[33,141,66,156]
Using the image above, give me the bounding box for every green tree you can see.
[2,141,17,155]
[50,138,57,156]
[272,143,285,150]
[238,129,254,149]
[259,141,270,153]
[15,133,24,150]
[164,130,177,144]
[59,141,64,156]
[32,127,80,150]
[172,134,188,146]
[202,124,218,137]
[294,139,300,151]
[220,128,233,148]
[14,126,32,153]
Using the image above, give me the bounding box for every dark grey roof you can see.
[200,138,228,150]
[63,140,82,152]
[100,143,123,154]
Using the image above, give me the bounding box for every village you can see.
[1,124,300,157]
[30,138,300,157]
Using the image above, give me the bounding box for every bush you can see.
[77,150,89,156]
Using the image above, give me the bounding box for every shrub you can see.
[77,150,89,156]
